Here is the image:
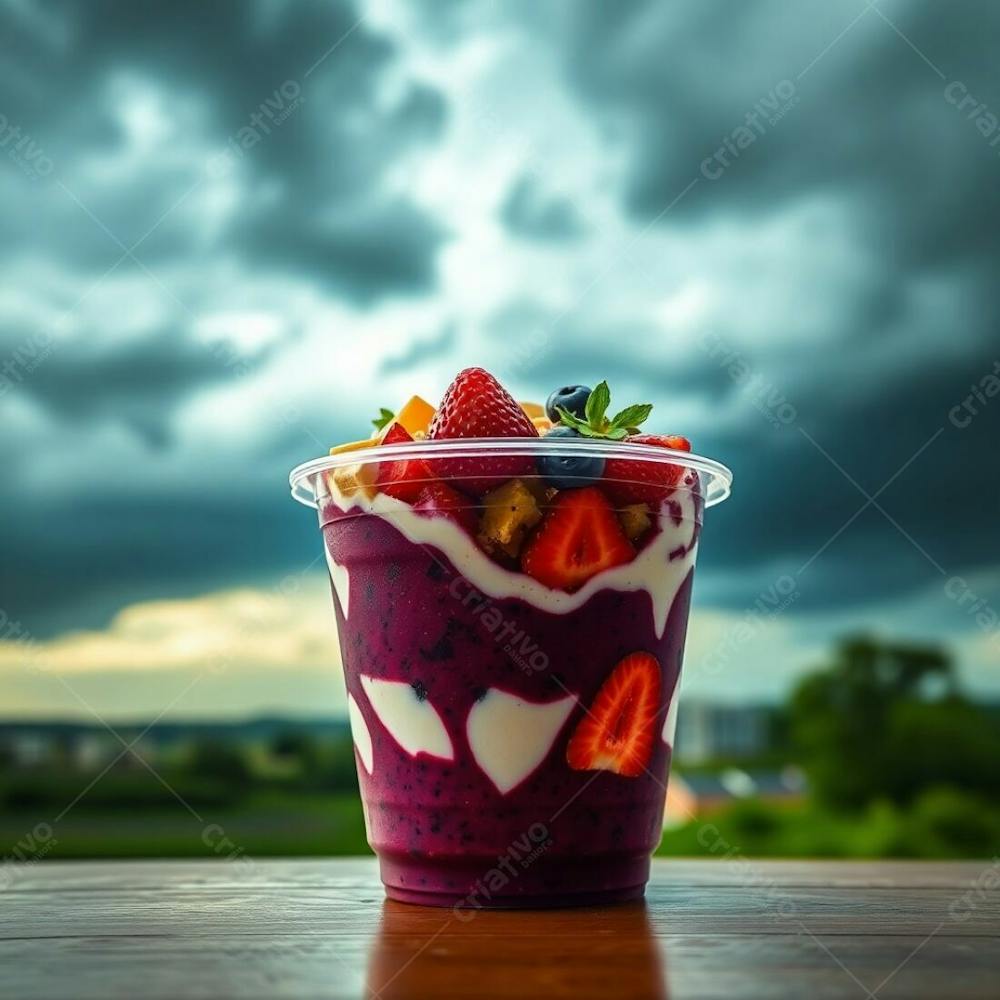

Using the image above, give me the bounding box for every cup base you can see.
[384,882,646,909]
[377,850,651,909]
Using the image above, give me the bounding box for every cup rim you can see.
[289,437,733,509]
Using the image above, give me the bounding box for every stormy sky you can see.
[2,0,999,718]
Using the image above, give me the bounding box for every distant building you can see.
[663,767,807,827]
[6,731,51,766]
[70,732,120,770]
[672,702,772,763]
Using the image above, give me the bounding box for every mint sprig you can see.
[555,381,652,441]
[371,407,395,431]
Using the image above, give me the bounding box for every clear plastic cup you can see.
[290,438,731,908]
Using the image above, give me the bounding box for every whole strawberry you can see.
[428,367,538,495]
[603,434,692,506]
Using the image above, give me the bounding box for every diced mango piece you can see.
[618,503,652,542]
[327,461,377,500]
[532,416,554,433]
[477,478,543,559]
[521,476,556,506]
[394,395,436,437]
[519,401,546,419]
[330,436,376,455]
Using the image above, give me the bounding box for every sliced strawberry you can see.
[428,367,538,495]
[602,434,693,507]
[521,486,633,592]
[412,481,477,534]
[566,652,661,777]
[376,423,435,502]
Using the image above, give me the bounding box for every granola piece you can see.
[617,503,652,542]
[477,478,543,559]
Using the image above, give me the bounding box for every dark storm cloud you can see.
[0,376,365,638]
[0,0,455,632]
[486,290,1000,613]
[0,478,318,639]
[378,322,457,376]
[0,324,279,447]
[501,175,585,241]
[239,198,446,300]
[4,0,1000,639]
[560,0,1000,277]
[0,0,447,292]
[505,0,1000,609]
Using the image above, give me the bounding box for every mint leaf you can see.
[584,381,611,427]
[555,406,588,431]
[610,403,652,432]
[557,384,654,442]
[371,407,395,431]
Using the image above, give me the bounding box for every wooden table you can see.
[1,859,997,998]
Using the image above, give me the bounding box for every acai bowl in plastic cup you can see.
[290,432,731,908]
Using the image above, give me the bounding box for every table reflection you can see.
[366,898,668,999]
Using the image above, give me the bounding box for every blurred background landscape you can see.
[2,0,999,864]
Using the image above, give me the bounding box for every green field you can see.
[4,785,998,862]
[0,791,370,860]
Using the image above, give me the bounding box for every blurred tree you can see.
[790,635,1000,808]
[271,731,322,773]
[187,739,252,788]
[320,738,361,794]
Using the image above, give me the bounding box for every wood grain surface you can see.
[0,859,997,999]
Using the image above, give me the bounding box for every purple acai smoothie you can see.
[319,494,700,908]
[289,369,731,908]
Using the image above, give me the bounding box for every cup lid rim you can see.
[289,437,733,509]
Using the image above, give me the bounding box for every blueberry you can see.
[538,426,605,489]
[545,384,592,422]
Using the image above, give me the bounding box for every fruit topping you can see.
[545,384,592,422]
[519,401,546,419]
[603,433,692,507]
[477,478,542,559]
[428,367,538,495]
[618,503,652,541]
[532,415,554,433]
[537,425,606,489]
[566,652,661,777]
[553,380,652,441]
[413,481,477,534]
[375,423,435,502]
[328,461,377,500]
[392,394,436,438]
[329,436,377,456]
[521,486,634,591]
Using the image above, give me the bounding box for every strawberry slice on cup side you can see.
[428,367,538,496]
[412,480,478,534]
[602,434,692,507]
[521,486,634,592]
[375,423,436,502]
[566,652,661,777]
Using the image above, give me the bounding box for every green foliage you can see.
[187,739,254,788]
[0,793,371,859]
[789,634,999,808]
[657,789,1000,859]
